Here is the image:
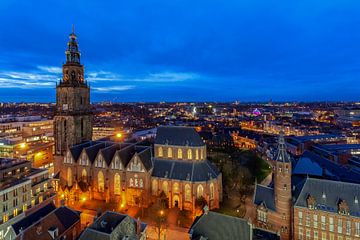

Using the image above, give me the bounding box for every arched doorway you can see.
[173,195,179,208]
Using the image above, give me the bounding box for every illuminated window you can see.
[167,148,173,158]
[210,183,215,199]
[185,184,191,201]
[178,149,183,159]
[152,179,158,195]
[98,171,104,192]
[200,149,204,159]
[197,185,204,198]
[162,181,168,196]
[67,167,72,186]
[195,149,199,160]
[187,149,192,160]
[81,169,87,181]
[114,173,121,195]
[22,204,27,212]
[39,195,43,203]
[13,208,18,216]
[173,182,179,193]
[158,147,163,157]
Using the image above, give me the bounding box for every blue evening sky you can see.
[0,0,359,102]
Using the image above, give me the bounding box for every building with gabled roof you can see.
[56,125,222,212]
[253,132,360,240]
[78,211,147,240]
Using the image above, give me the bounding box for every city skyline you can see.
[1,0,360,102]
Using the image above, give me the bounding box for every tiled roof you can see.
[189,211,251,240]
[12,203,56,235]
[294,178,360,217]
[152,158,220,181]
[79,211,147,240]
[253,184,276,211]
[12,205,80,240]
[155,126,205,147]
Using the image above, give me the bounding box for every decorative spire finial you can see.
[72,24,75,34]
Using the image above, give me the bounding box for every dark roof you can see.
[137,147,153,171]
[152,159,220,181]
[301,151,360,184]
[12,203,56,235]
[189,211,251,240]
[294,178,360,217]
[79,211,147,240]
[155,126,205,147]
[54,206,81,230]
[253,228,280,240]
[253,185,276,211]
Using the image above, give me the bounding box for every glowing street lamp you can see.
[20,143,26,149]
[116,133,122,138]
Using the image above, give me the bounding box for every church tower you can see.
[273,131,292,239]
[54,27,92,156]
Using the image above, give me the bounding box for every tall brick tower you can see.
[54,27,92,156]
[273,131,292,239]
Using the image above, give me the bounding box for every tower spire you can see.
[72,24,75,34]
[275,130,290,163]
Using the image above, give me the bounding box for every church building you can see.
[54,30,222,213]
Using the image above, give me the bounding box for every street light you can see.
[20,143,26,149]
[116,133,122,138]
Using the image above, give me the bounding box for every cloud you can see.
[92,85,135,92]
[37,66,62,74]
[87,70,199,83]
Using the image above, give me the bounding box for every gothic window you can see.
[197,185,204,198]
[167,148,173,158]
[114,157,120,169]
[283,184,287,191]
[187,149,192,160]
[162,181,169,196]
[81,169,87,181]
[114,173,121,195]
[139,179,143,188]
[185,184,191,201]
[195,149,199,160]
[152,179,158,195]
[130,178,134,187]
[178,149,183,159]
[210,183,215,200]
[173,182,179,193]
[158,147,163,157]
[98,171,104,192]
[67,167,72,186]
[200,149,204,159]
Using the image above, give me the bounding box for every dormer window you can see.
[338,200,349,215]
[307,195,316,210]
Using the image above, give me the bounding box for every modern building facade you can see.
[0,159,55,240]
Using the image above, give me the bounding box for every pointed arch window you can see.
[187,149,192,160]
[173,182,179,193]
[158,147,163,157]
[185,184,191,201]
[178,149,183,159]
[210,183,215,200]
[197,184,204,198]
[152,179,158,195]
[167,148,173,158]
[114,173,121,195]
[67,167,72,186]
[195,149,199,160]
[98,171,104,192]
[162,181,169,196]
[81,169,87,182]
